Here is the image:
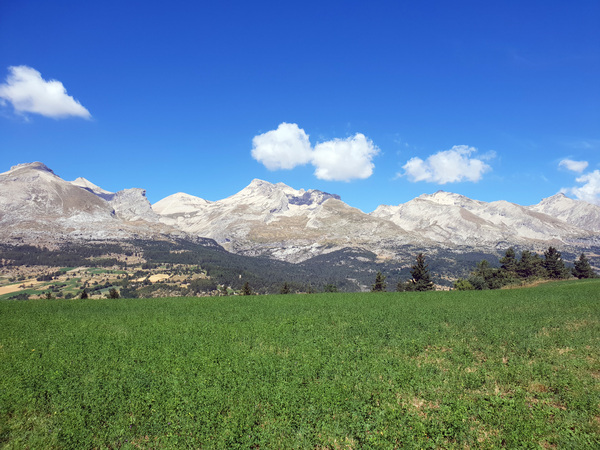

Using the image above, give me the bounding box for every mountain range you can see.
[2,162,599,267]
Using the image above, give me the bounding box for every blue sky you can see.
[1,0,599,212]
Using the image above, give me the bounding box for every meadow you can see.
[1,280,599,448]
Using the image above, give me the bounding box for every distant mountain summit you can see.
[0,162,173,244]
[1,161,114,223]
[529,193,600,232]
[370,191,593,248]
[71,177,114,199]
[2,162,599,263]
[153,178,412,262]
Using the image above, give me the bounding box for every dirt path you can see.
[0,284,23,295]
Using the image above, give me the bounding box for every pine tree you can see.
[499,247,518,274]
[517,250,546,279]
[80,288,88,299]
[572,253,596,279]
[471,259,513,290]
[371,271,387,292]
[242,281,253,296]
[543,246,569,279]
[280,282,290,294]
[410,253,434,291]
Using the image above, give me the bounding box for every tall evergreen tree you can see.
[572,253,596,279]
[410,253,434,291]
[80,288,88,299]
[280,282,290,294]
[543,246,569,279]
[371,271,387,292]
[242,281,253,296]
[499,247,518,274]
[517,250,546,279]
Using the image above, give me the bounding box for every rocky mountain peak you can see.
[418,190,473,206]
[9,161,55,175]
[535,192,575,207]
[0,162,181,243]
[236,179,341,207]
[287,189,341,207]
[109,188,159,222]
[152,192,211,216]
[71,177,113,195]
[245,178,276,191]
[530,192,600,232]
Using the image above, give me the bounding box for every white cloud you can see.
[401,145,492,184]
[0,66,91,119]
[251,122,312,170]
[252,124,379,181]
[312,134,379,181]
[563,170,600,205]
[559,158,588,173]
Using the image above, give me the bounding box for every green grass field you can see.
[1,280,599,448]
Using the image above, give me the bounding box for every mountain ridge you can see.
[2,162,599,264]
[0,162,180,244]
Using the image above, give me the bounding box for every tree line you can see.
[454,247,597,290]
[369,248,597,294]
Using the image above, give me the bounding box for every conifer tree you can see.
[242,281,253,296]
[80,288,88,299]
[371,271,387,292]
[543,246,569,279]
[280,282,290,294]
[517,250,546,279]
[572,253,596,279]
[410,253,434,291]
[499,247,518,274]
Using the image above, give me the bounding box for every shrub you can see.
[453,279,475,290]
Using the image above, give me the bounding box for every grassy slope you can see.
[1,280,599,448]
